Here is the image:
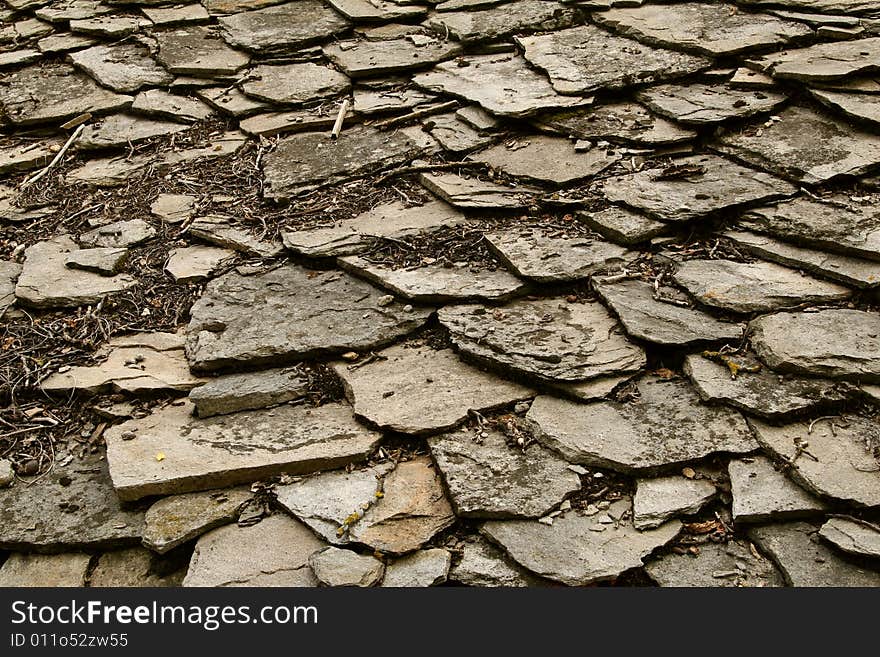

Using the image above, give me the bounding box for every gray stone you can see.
[349,456,456,555]
[729,67,776,90]
[186,265,432,372]
[748,522,880,587]
[525,377,757,474]
[353,87,436,116]
[36,0,111,23]
[70,16,148,38]
[482,504,681,586]
[810,89,880,128]
[309,547,384,587]
[0,63,131,126]
[637,83,786,125]
[0,553,90,587]
[143,487,253,554]
[811,77,880,95]
[427,428,581,519]
[38,33,97,54]
[753,36,880,82]
[748,416,880,507]
[239,107,340,137]
[450,536,539,586]
[550,374,634,403]
[486,230,631,283]
[263,127,426,199]
[189,367,308,418]
[150,194,196,224]
[819,517,880,558]
[104,400,381,501]
[0,453,144,550]
[333,344,533,435]
[425,1,577,43]
[15,236,136,309]
[131,89,213,123]
[78,113,188,151]
[633,476,716,529]
[183,514,323,587]
[455,104,500,132]
[438,299,646,384]
[683,353,851,420]
[282,199,468,258]
[645,539,784,587]
[729,456,828,524]
[327,0,427,23]
[0,260,21,317]
[517,24,710,96]
[203,0,287,14]
[0,50,41,69]
[418,172,540,209]
[165,245,235,283]
[64,247,127,275]
[0,17,52,42]
[723,230,880,290]
[594,3,812,57]
[425,113,495,153]
[219,1,349,54]
[89,547,185,587]
[68,43,173,94]
[324,38,461,79]
[275,463,395,544]
[155,25,250,77]
[749,309,880,382]
[337,257,527,304]
[240,63,350,106]
[80,218,156,248]
[744,0,878,15]
[412,54,590,119]
[713,105,880,184]
[142,4,210,26]
[382,549,451,587]
[0,458,13,487]
[196,86,269,117]
[601,154,797,222]
[577,207,667,246]
[187,215,282,258]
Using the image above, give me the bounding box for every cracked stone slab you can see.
[239,107,341,137]
[131,89,214,123]
[723,230,880,290]
[0,63,131,126]
[819,517,880,558]
[533,102,696,146]
[183,514,323,587]
[0,553,90,587]
[749,309,880,381]
[78,113,188,151]
[276,463,394,545]
[15,236,136,308]
[187,215,282,258]
[418,172,540,209]
[728,456,828,523]
[713,105,880,184]
[143,487,252,554]
[333,345,533,435]
[516,24,711,96]
[474,135,620,186]
[349,456,456,555]
[525,377,757,474]
[68,43,173,93]
[186,265,432,372]
[412,54,591,119]
[577,207,667,246]
[427,428,581,519]
[36,0,112,23]
[729,67,776,90]
[439,299,647,384]
[89,547,186,587]
[353,87,436,116]
[142,4,210,26]
[309,547,385,587]
[219,1,349,54]
[593,278,745,347]
[324,38,461,79]
[155,25,250,77]
[165,245,235,283]
[70,16,148,38]
[485,230,631,283]
[0,260,21,317]
[672,259,851,313]
[633,476,716,529]
[449,536,541,586]
[601,154,797,222]
[327,0,428,23]
[240,63,350,106]
[646,539,784,587]
[38,33,98,54]
[637,83,787,125]
[739,196,880,262]
[684,353,851,420]
[482,502,681,586]
[104,400,382,501]
[0,50,42,69]
[189,367,308,418]
[338,257,528,304]
[80,218,156,248]
[425,112,495,153]
[282,199,469,258]
[748,522,880,586]
[0,453,145,550]
[263,126,426,199]
[748,416,880,507]
[64,245,127,275]
[382,548,451,587]
[752,36,880,82]
[425,1,577,43]
[810,88,880,128]
[197,86,269,116]
[593,3,812,57]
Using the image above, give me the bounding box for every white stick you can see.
[330,99,350,140]
[20,124,85,189]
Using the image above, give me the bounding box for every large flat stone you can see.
[645,539,784,587]
[748,416,880,507]
[601,154,797,222]
[333,345,533,435]
[309,546,384,587]
[819,517,880,558]
[592,278,745,347]
[142,4,210,26]
[0,140,56,174]
[728,456,828,524]
[749,309,880,381]
[155,25,250,77]
[525,377,757,474]
[425,112,494,153]
[427,428,581,518]
[0,553,90,587]
[633,475,716,529]
[240,63,350,106]
[577,207,667,246]
[810,88,880,128]
[186,265,432,372]
[412,54,590,119]
[713,105,880,184]
[189,367,308,418]
[197,86,268,116]
[131,89,214,123]
[165,245,235,283]
[516,24,710,96]
[324,38,461,79]
[68,43,173,93]
[425,1,577,43]
[0,453,145,550]
[482,502,681,586]
[219,1,350,54]
[438,299,646,384]
[78,113,188,150]
[637,82,787,125]
[418,172,540,209]
[104,401,382,501]
[753,36,880,82]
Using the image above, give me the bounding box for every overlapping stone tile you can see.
[219,1,349,54]
[819,517,880,558]
[752,36,880,82]
[189,366,307,418]
[187,215,283,257]
[418,172,540,209]
[239,62,350,106]
[424,1,577,43]
[324,38,461,79]
[637,82,787,125]
[728,456,829,524]
[577,207,667,246]
[328,0,427,23]
[155,25,250,77]
[633,475,716,529]
[131,89,214,122]
[78,113,189,150]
